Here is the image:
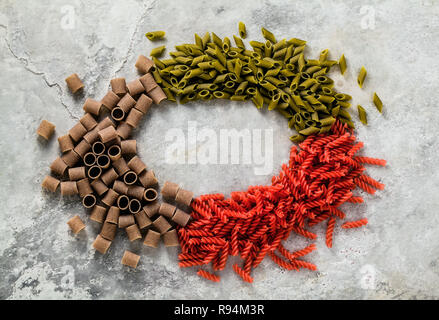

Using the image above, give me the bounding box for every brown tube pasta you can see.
[126,224,142,242]
[110,77,127,96]
[127,156,147,175]
[77,178,93,197]
[101,90,121,110]
[83,152,97,166]
[79,113,98,131]
[163,229,179,247]
[101,167,118,186]
[121,250,140,268]
[139,73,158,93]
[118,214,135,228]
[90,205,107,223]
[83,127,100,145]
[60,181,78,196]
[68,166,86,181]
[143,201,160,218]
[107,145,121,161]
[93,234,111,254]
[134,210,152,229]
[82,98,102,116]
[144,188,158,202]
[152,215,172,234]
[96,154,110,169]
[138,170,158,188]
[143,229,161,248]
[61,150,81,168]
[69,122,87,142]
[135,55,154,74]
[175,189,194,207]
[87,165,102,180]
[113,158,130,176]
[161,181,180,200]
[65,73,84,93]
[58,134,74,153]
[82,194,96,208]
[101,221,117,241]
[126,108,144,128]
[96,117,115,130]
[117,93,136,113]
[129,199,142,214]
[67,215,85,234]
[135,94,153,114]
[98,126,118,144]
[148,86,167,104]
[113,180,129,195]
[128,185,145,200]
[104,135,121,148]
[117,194,130,210]
[90,179,108,196]
[123,170,138,185]
[111,107,125,122]
[36,120,55,140]
[126,79,145,96]
[116,121,133,140]
[41,175,60,192]
[172,208,191,227]
[105,206,120,224]
[101,188,119,207]
[92,141,105,155]
[50,157,68,176]
[73,139,91,158]
[121,140,137,155]
[158,203,176,219]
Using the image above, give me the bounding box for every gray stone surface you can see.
[0,0,438,299]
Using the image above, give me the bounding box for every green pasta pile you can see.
[148,26,356,142]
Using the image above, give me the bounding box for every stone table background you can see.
[0,0,438,299]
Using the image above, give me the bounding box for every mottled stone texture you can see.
[0,0,439,299]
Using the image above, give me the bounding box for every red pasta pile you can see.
[177,121,386,283]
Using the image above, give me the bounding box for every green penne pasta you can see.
[373,92,383,113]
[245,75,258,84]
[320,60,338,67]
[234,59,242,79]
[319,49,329,62]
[298,78,317,90]
[202,32,211,49]
[211,32,223,48]
[264,40,273,57]
[230,95,247,101]
[312,68,327,77]
[284,45,294,63]
[317,95,335,104]
[357,105,367,125]
[145,31,166,41]
[162,88,176,102]
[287,38,307,46]
[268,93,280,110]
[194,33,203,49]
[169,51,186,58]
[273,47,287,60]
[235,81,248,95]
[299,126,320,136]
[261,27,277,44]
[319,125,332,134]
[339,54,347,75]
[222,37,231,52]
[259,80,277,91]
[357,66,367,88]
[181,84,198,95]
[152,68,162,84]
[293,45,305,56]
[233,35,245,49]
[238,22,247,38]
[319,116,336,127]
[290,134,305,143]
[297,54,306,72]
[339,117,355,128]
[273,39,287,52]
[337,101,351,108]
[150,46,166,58]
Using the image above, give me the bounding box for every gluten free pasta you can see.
[37,120,56,140]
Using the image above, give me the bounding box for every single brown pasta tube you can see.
[96,154,111,169]
[128,185,145,200]
[134,94,153,114]
[107,145,121,162]
[113,157,130,176]
[83,152,97,166]
[73,139,91,158]
[100,167,118,186]
[82,98,102,116]
[82,194,96,208]
[121,140,136,155]
[67,215,85,234]
[83,127,100,145]
[88,165,102,180]
[110,78,127,96]
[161,181,180,200]
[123,170,138,185]
[79,113,98,131]
[127,79,145,96]
[68,166,86,181]
[127,156,147,175]
[148,86,167,104]
[92,141,105,155]
[121,250,140,268]
[101,221,117,241]
[138,170,158,188]
[58,134,74,153]
[144,188,158,202]
[69,122,87,142]
[104,135,121,148]
[41,175,60,192]
[117,195,130,210]
[77,178,93,197]
[134,210,152,229]
[143,229,161,248]
[65,73,84,93]
[111,107,125,122]
[90,205,107,223]
[50,157,68,176]
[37,120,55,140]
[105,206,120,224]
[143,201,160,218]
[116,121,133,140]
[93,234,111,254]
[152,215,172,234]
[118,214,135,228]
[96,117,115,130]
[126,224,142,242]
[158,203,176,219]
[61,150,81,167]
[101,188,119,207]
[113,180,129,195]
[117,93,136,113]
[101,90,121,110]
[139,73,158,93]
[60,181,78,196]
[125,108,144,128]
[172,208,191,227]
[129,198,142,214]
[90,179,108,196]
[175,189,194,207]
[163,229,180,247]
[98,126,118,144]
[135,55,154,74]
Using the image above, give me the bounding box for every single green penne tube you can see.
[319,116,336,127]
[152,57,165,70]
[160,78,173,89]
[169,76,179,87]
[289,74,301,91]
[197,89,211,99]
[278,108,293,119]
[212,91,231,99]
[212,60,226,73]
[301,111,311,120]
[224,81,236,89]
[265,76,285,87]
[273,39,287,52]
[357,66,367,88]
[211,32,223,47]
[256,67,264,82]
[305,65,321,74]
[175,44,189,54]
[145,31,165,41]
[334,93,348,101]
[181,84,198,95]
[268,93,281,111]
[290,134,305,143]
[241,66,253,75]
[264,40,273,57]
[272,47,287,60]
[162,88,176,102]
[298,78,317,90]
[230,95,247,101]
[226,60,234,73]
[294,113,305,129]
[259,80,277,91]
[198,61,214,69]
[304,95,321,105]
[312,68,327,77]
[234,59,242,79]
[319,49,329,62]
[319,125,332,134]
[317,95,335,104]
[338,108,351,120]
[246,87,257,96]
[184,68,204,79]
[245,75,258,84]
[255,59,274,69]
[321,60,338,67]
[302,101,315,113]
[339,54,347,75]
[283,45,294,63]
[190,55,205,67]
[161,59,177,66]
[197,83,218,91]
[199,72,215,81]
[288,54,300,65]
[314,104,329,114]
[309,83,321,93]
[321,86,334,96]
[215,47,226,66]
[299,126,320,136]
[170,51,187,58]
[357,105,368,125]
[175,56,192,65]
[331,105,340,117]
[305,59,320,66]
[177,79,187,89]
[261,27,276,44]
[280,69,295,78]
[297,54,306,72]
[204,46,217,57]
[238,22,247,38]
[222,37,231,52]
[202,32,211,49]
[150,45,166,57]
[152,68,162,84]
[235,81,248,95]
[292,94,305,107]
[233,35,245,49]
[293,45,306,56]
[287,38,307,46]
[213,73,228,84]
[249,40,265,49]
[337,101,351,108]
[194,33,203,49]
[373,92,383,113]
